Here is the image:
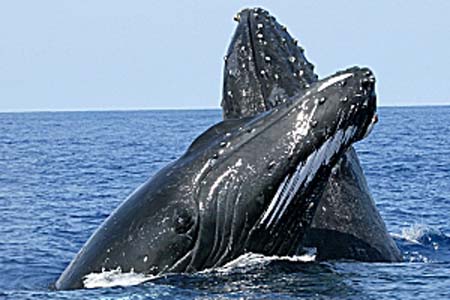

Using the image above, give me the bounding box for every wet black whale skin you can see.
[222,7,401,262]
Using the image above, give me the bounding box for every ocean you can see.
[1,107,449,299]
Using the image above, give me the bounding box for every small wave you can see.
[391,224,428,244]
[82,251,316,289]
[392,223,449,249]
[392,224,450,263]
[83,267,158,289]
[212,250,316,274]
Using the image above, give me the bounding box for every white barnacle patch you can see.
[287,99,317,156]
[260,126,357,229]
[246,164,257,174]
[317,73,353,92]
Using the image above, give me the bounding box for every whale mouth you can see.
[256,67,378,231]
[362,113,378,139]
[260,124,359,229]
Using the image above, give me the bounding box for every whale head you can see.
[55,67,377,290]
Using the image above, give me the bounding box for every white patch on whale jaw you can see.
[259,125,357,229]
[317,73,353,92]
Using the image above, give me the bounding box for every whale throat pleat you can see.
[260,126,356,229]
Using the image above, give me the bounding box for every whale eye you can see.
[174,210,194,234]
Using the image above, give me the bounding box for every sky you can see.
[1,1,449,112]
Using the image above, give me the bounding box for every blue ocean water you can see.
[0,107,449,299]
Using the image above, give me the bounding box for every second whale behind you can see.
[222,7,401,262]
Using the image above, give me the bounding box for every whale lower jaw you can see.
[259,125,358,229]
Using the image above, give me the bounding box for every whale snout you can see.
[341,67,378,142]
[306,67,377,146]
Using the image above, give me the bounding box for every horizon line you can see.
[0,103,449,114]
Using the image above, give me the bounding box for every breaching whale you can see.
[55,67,378,290]
[222,7,401,262]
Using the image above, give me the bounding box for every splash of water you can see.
[213,250,316,274]
[82,251,316,289]
[83,267,158,289]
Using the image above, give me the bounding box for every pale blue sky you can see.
[1,1,449,111]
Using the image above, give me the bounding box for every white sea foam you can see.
[83,251,317,289]
[391,223,429,244]
[83,267,158,289]
[213,251,316,274]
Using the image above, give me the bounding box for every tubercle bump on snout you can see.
[306,67,378,145]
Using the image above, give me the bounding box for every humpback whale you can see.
[55,67,378,290]
[222,7,401,262]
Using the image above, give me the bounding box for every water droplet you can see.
[274,73,279,80]
[234,14,241,22]
[265,56,271,62]
[319,97,327,104]
[268,161,276,170]
[281,38,287,44]
[223,55,228,61]
[289,56,296,63]
[143,256,148,262]
[257,33,264,39]
[257,23,264,29]
[220,141,227,148]
[281,25,287,31]
[212,153,219,159]
[241,89,247,97]
[311,120,318,127]
[260,70,266,75]
[340,96,348,102]
[227,90,233,98]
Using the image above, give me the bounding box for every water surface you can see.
[1,107,449,299]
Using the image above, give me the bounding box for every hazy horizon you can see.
[1,1,449,111]
[1,103,449,114]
